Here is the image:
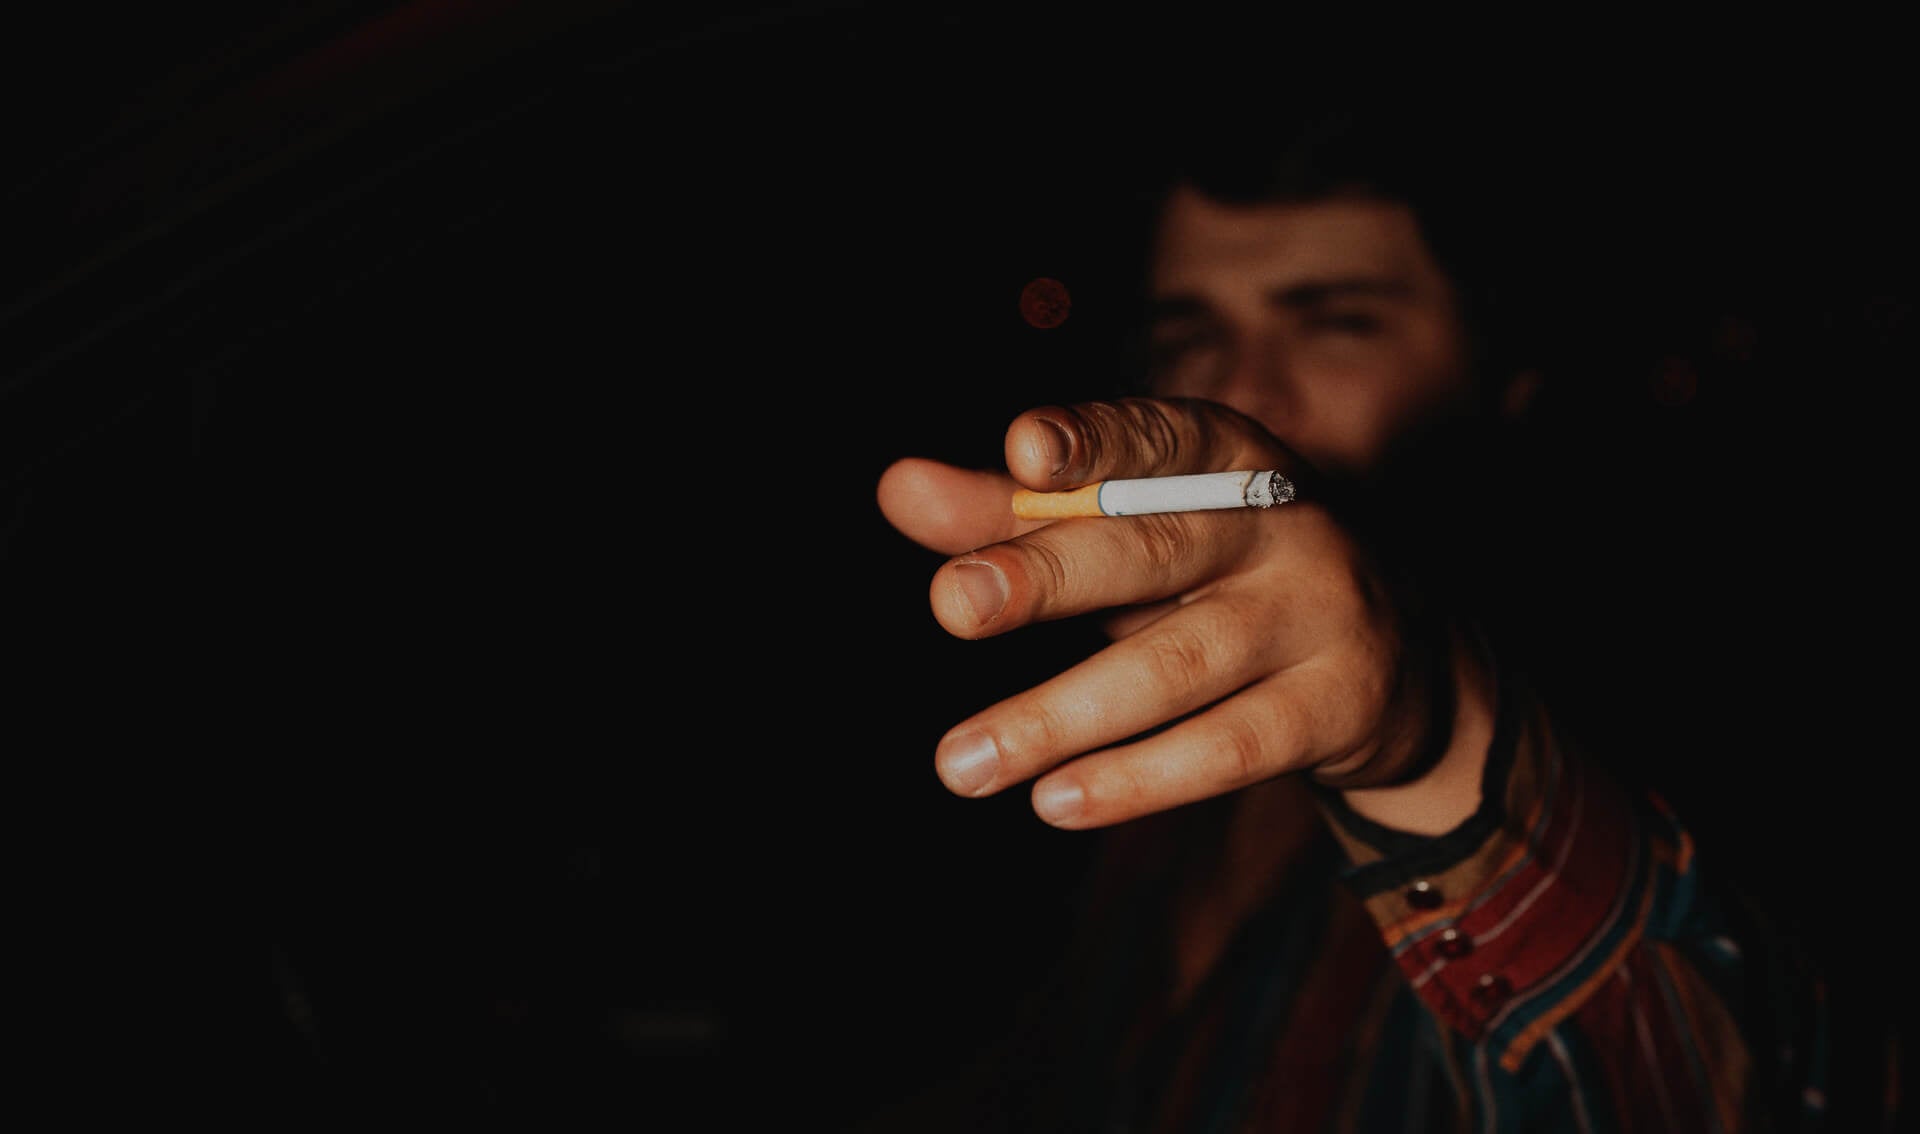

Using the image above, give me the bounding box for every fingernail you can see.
[952,561,1008,624]
[937,730,1000,796]
[1032,779,1085,824]
[1035,418,1073,478]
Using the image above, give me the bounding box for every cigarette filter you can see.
[1012,470,1296,520]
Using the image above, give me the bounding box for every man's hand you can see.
[877,397,1494,833]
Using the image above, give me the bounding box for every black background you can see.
[6,4,1915,1128]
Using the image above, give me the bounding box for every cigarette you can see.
[1012,470,1297,520]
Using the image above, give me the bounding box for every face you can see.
[1147,185,1485,478]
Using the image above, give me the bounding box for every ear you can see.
[1499,367,1543,423]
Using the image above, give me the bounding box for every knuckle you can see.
[1210,711,1271,789]
[995,702,1076,775]
[1141,621,1216,702]
[1115,397,1188,469]
[1015,538,1076,612]
[1129,514,1188,580]
[1069,397,1191,473]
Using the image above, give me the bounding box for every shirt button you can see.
[1473,972,1513,1008]
[1435,927,1473,959]
[1406,880,1444,910]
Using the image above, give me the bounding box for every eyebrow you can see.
[1149,276,1415,322]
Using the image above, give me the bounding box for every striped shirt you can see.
[889,670,1907,1132]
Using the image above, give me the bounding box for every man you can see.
[874,93,1903,1131]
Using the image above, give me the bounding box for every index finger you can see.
[1003,396,1304,493]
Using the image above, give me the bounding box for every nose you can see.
[1212,328,1298,438]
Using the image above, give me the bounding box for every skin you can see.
[877,190,1528,839]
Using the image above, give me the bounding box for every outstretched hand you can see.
[877,397,1494,833]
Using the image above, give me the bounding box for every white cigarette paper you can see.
[1012,470,1296,520]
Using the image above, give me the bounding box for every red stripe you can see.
[1397,751,1642,1038]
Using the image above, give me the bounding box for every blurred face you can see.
[1147,185,1482,477]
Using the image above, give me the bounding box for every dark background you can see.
[5,4,1914,1128]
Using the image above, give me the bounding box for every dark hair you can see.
[1129,87,1568,401]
